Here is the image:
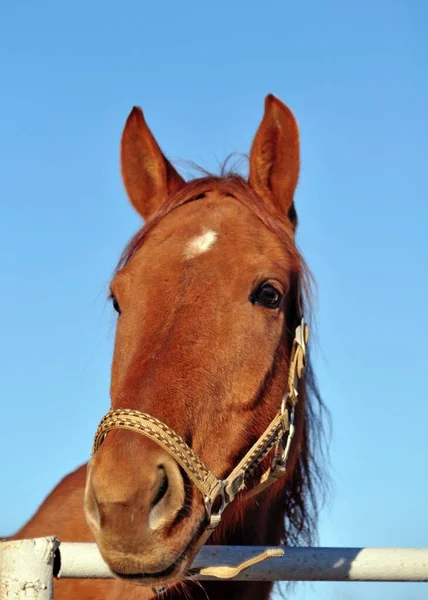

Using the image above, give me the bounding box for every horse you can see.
[8,95,328,599]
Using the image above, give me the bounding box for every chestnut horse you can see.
[9,95,327,599]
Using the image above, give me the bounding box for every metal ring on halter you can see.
[204,480,229,521]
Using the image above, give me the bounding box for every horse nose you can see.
[85,434,185,545]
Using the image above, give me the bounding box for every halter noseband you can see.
[92,319,308,560]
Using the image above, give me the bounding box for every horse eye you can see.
[250,283,282,309]
[111,295,121,315]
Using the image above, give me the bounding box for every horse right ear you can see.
[120,107,185,221]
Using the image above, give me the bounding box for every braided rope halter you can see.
[92,319,308,573]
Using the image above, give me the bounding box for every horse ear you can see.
[249,95,300,228]
[120,107,185,220]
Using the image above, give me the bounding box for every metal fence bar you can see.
[56,543,428,582]
[2,539,428,592]
[0,537,58,599]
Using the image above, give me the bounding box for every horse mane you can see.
[114,171,330,548]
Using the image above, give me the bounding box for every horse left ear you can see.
[249,95,300,228]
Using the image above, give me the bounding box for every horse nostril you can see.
[151,466,169,508]
[148,459,185,531]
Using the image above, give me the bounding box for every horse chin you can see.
[111,556,188,587]
[108,547,192,587]
[98,518,205,588]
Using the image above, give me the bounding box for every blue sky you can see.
[1,1,428,598]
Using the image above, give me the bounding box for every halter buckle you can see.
[271,404,295,476]
[204,479,229,522]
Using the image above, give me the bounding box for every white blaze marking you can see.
[184,229,218,260]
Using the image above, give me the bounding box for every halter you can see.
[92,319,309,561]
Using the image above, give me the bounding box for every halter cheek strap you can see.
[92,319,309,574]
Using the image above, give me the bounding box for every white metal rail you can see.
[1,538,428,598]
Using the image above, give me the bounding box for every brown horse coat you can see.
[10,95,328,600]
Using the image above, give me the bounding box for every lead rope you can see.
[92,319,308,580]
[196,548,285,579]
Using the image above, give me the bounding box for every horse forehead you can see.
[123,194,287,281]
